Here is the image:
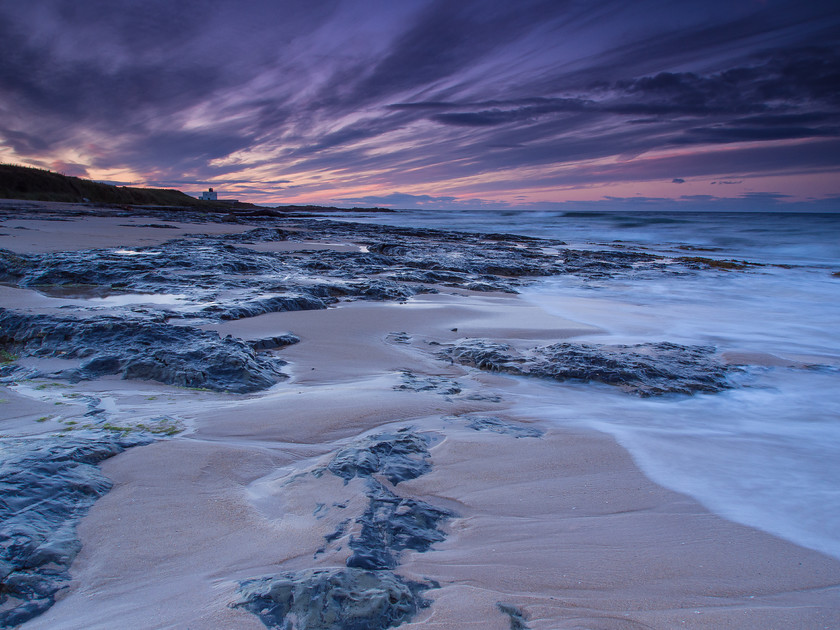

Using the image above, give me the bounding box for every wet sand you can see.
[2,205,839,629]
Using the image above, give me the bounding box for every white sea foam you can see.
[521,266,840,360]
[509,212,840,559]
[507,368,840,560]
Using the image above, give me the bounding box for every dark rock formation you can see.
[444,339,734,396]
[347,280,435,301]
[1,211,689,344]
[203,293,328,320]
[248,334,301,351]
[0,248,27,283]
[1,242,278,292]
[385,332,411,345]
[346,479,452,571]
[395,370,462,397]
[327,430,432,486]
[497,603,531,630]
[0,432,151,628]
[446,415,543,439]
[232,568,433,630]
[237,429,451,630]
[0,308,288,392]
[325,431,452,570]
[224,227,295,242]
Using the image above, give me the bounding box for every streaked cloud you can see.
[0,0,838,208]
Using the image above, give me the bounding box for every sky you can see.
[0,0,838,211]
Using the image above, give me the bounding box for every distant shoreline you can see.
[0,164,394,214]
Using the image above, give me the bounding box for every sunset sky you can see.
[1,0,838,210]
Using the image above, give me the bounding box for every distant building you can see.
[198,187,238,204]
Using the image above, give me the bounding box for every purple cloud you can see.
[0,0,838,206]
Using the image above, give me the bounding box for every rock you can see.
[446,415,543,438]
[248,334,301,351]
[232,568,433,630]
[0,248,28,283]
[203,294,328,320]
[225,227,294,242]
[347,280,434,301]
[236,429,449,630]
[0,308,287,393]
[465,281,517,293]
[395,370,462,397]
[444,340,735,396]
[0,432,151,627]
[497,603,531,630]
[1,213,693,332]
[322,431,452,570]
[327,429,432,485]
[385,332,411,345]
[347,480,452,571]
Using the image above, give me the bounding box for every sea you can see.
[330,209,840,560]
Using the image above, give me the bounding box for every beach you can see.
[1,202,839,629]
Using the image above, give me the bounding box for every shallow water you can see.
[341,209,840,266]
[74,293,190,307]
[517,265,840,559]
[507,367,840,560]
[340,209,840,559]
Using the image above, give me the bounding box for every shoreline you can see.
[1,203,838,629]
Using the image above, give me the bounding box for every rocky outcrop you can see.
[235,429,451,630]
[202,294,329,320]
[0,308,288,392]
[232,568,433,630]
[444,340,734,396]
[497,603,531,630]
[347,480,451,571]
[327,430,432,486]
[395,370,462,397]
[325,430,451,570]
[445,415,544,438]
[0,432,151,628]
[248,334,301,351]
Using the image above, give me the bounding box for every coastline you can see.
[1,202,838,629]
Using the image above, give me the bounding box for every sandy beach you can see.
[1,203,839,630]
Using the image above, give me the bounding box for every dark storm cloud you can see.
[312,0,577,112]
[272,38,840,191]
[420,46,840,132]
[0,0,838,201]
[0,0,340,161]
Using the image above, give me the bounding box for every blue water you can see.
[342,209,840,559]
[339,209,840,266]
